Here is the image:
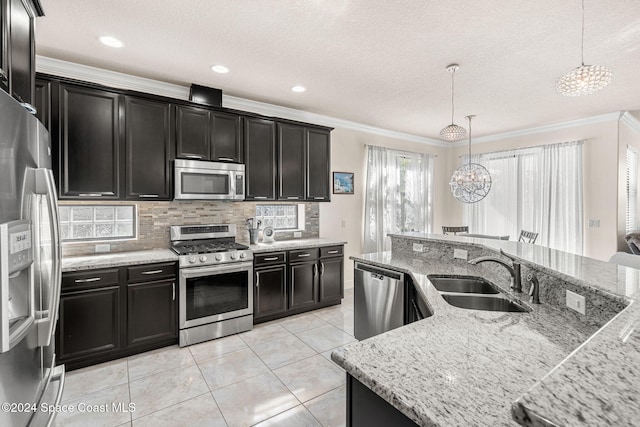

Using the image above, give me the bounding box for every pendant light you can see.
[439,64,466,142]
[449,115,491,203]
[556,0,612,96]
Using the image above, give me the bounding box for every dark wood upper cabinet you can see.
[244,117,276,200]
[175,104,210,160]
[277,123,305,200]
[57,84,121,199]
[306,128,331,201]
[211,111,242,162]
[34,77,50,129]
[124,96,173,200]
[8,0,34,105]
[0,0,8,93]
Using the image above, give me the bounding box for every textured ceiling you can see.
[35,0,640,139]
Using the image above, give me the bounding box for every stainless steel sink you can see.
[427,275,500,294]
[440,294,529,313]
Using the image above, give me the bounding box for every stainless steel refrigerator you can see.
[0,89,64,426]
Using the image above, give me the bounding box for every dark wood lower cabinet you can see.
[127,279,176,347]
[56,262,178,371]
[254,264,287,320]
[57,286,122,363]
[253,245,344,324]
[347,374,418,427]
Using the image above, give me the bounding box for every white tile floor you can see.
[55,288,355,427]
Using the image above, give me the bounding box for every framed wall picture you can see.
[333,172,354,194]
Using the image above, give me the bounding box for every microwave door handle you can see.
[33,168,62,347]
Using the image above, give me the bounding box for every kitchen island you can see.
[331,233,639,426]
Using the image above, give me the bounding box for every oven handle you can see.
[180,262,254,278]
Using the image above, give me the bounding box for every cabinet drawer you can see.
[320,245,343,258]
[254,252,287,267]
[289,248,319,262]
[127,262,176,283]
[62,268,120,291]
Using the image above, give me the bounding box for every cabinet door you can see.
[244,117,276,200]
[124,96,173,200]
[127,279,177,347]
[56,286,122,363]
[254,265,287,321]
[58,84,121,199]
[320,257,344,302]
[306,128,331,201]
[277,123,305,200]
[0,0,8,93]
[34,77,50,129]
[8,0,33,105]
[289,261,318,310]
[176,104,210,160]
[211,112,242,162]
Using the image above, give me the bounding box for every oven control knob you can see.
[215,254,222,261]
[230,253,237,260]
[239,252,246,259]
[188,256,196,264]
[200,255,208,263]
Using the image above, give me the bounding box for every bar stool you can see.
[518,230,538,244]
[442,226,469,235]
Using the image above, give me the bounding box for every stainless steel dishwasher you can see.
[354,263,405,340]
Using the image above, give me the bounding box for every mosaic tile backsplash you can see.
[60,200,320,257]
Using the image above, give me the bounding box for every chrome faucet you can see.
[527,273,541,304]
[468,249,522,292]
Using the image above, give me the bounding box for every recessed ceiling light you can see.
[291,85,306,93]
[211,65,229,74]
[98,36,123,48]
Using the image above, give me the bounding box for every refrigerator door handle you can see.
[33,169,62,347]
[45,365,65,427]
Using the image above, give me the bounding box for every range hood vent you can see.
[189,84,222,107]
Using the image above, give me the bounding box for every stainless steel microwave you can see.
[174,159,245,200]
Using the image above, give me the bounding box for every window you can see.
[363,146,434,253]
[626,146,638,234]
[59,205,136,242]
[255,204,304,230]
[464,141,584,254]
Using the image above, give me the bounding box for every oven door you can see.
[179,262,253,329]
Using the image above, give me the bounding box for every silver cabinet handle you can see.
[253,196,268,199]
[287,196,299,200]
[78,193,102,197]
[263,257,279,261]
[313,197,325,200]
[172,283,175,301]
[320,262,325,275]
[327,250,339,254]
[297,253,311,258]
[75,277,101,283]
[139,194,159,198]
[141,269,163,275]
[313,264,318,277]
[184,155,205,159]
[217,157,234,162]
[256,274,260,288]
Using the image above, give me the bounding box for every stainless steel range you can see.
[171,224,253,347]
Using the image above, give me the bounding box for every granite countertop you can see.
[332,235,640,427]
[62,249,178,272]
[249,238,346,253]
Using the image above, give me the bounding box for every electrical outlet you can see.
[95,243,111,253]
[412,243,424,252]
[293,231,302,238]
[453,248,468,260]
[341,220,347,228]
[588,219,600,228]
[566,290,586,315]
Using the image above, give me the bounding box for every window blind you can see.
[626,146,638,234]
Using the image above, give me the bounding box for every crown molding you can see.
[36,56,447,147]
[620,111,640,133]
[35,56,627,148]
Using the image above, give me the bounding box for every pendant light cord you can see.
[467,116,472,163]
[581,0,585,66]
[451,69,455,123]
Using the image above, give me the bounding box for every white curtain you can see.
[464,141,584,254]
[363,146,433,253]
